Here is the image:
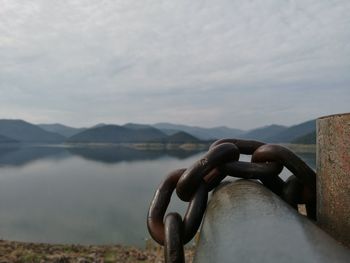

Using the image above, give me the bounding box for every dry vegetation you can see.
[0,240,195,263]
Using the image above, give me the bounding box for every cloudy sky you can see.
[0,0,349,129]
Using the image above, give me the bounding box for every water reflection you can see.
[0,145,69,167]
[67,146,201,164]
[0,145,205,246]
[297,152,316,169]
[0,144,203,166]
[0,144,316,247]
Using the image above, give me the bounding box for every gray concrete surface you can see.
[194,180,350,263]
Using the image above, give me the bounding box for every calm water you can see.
[0,144,315,247]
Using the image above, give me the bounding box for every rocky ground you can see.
[0,240,194,263]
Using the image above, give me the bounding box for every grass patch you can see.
[18,252,44,263]
[104,251,118,262]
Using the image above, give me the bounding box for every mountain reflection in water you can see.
[0,144,202,167]
[0,144,315,246]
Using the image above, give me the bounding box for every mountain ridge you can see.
[239,124,288,142]
[0,119,317,144]
[0,119,65,143]
[266,119,315,143]
[66,124,168,143]
[39,123,86,137]
[66,125,203,144]
[153,122,244,140]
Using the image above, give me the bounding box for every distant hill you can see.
[239,124,287,142]
[239,120,316,144]
[0,119,318,145]
[292,131,316,145]
[124,124,201,143]
[153,123,244,140]
[66,125,168,143]
[165,131,200,143]
[0,119,65,143]
[125,121,317,144]
[66,124,205,144]
[0,134,18,143]
[266,119,316,143]
[91,123,108,128]
[39,123,86,137]
[123,123,155,130]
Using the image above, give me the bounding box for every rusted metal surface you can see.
[317,112,350,246]
[252,144,317,219]
[147,168,207,245]
[282,175,304,209]
[193,180,350,263]
[176,143,239,202]
[147,138,318,261]
[221,161,283,179]
[164,213,185,263]
[209,138,264,154]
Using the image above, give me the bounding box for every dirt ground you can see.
[0,240,194,263]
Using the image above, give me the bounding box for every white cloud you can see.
[0,0,349,128]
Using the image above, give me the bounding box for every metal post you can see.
[317,112,350,246]
[193,180,350,263]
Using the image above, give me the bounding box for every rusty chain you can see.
[147,138,316,263]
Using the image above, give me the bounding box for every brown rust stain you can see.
[317,113,350,247]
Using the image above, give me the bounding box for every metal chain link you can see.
[164,213,185,263]
[147,138,317,263]
[147,169,208,246]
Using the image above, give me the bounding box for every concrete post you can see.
[317,112,350,246]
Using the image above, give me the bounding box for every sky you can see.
[0,0,349,130]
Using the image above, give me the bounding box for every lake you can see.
[0,144,316,247]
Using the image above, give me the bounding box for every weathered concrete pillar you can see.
[317,113,350,246]
[193,180,350,263]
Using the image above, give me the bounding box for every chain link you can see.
[176,143,239,202]
[147,169,208,245]
[164,213,185,263]
[147,138,317,263]
[251,144,316,218]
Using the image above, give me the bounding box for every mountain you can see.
[292,131,316,145]
[153,123,244,140]
[165,131,200,143]
[123,124,201,143]
[91,123,108,128]
[39,123,86,137]
[0,119,65,143]
[239,124,287,142]
[0,134,18,143]
[238,120,316,143]
[123,123,155,130]
[66,125,168,143]
[266,119,316,143]
[0,119,318,145]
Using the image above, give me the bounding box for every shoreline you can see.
[0,142,211,151]
[0,142,316,151]
[282,143,316,153]
[0,239,195,263]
